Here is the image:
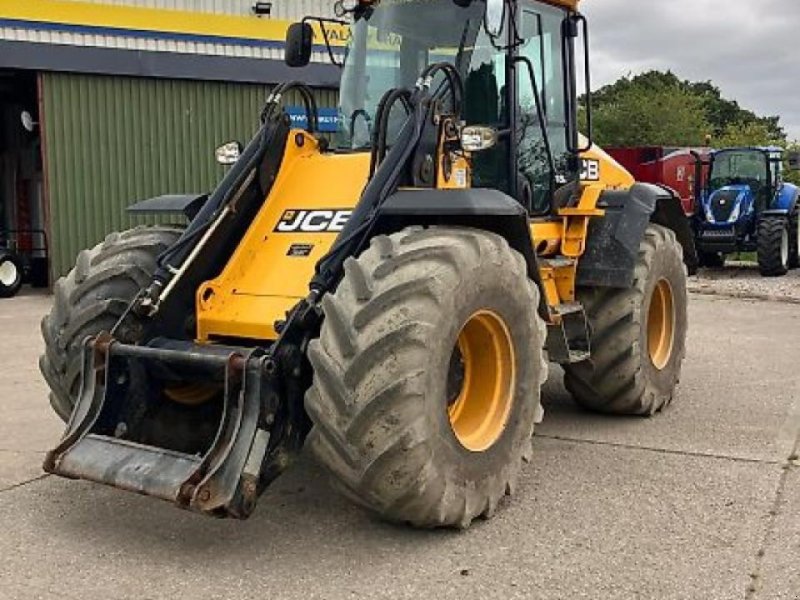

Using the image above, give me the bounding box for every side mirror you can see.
[285,22,314,68]
[484,0,505,38]
[215,141,243,165]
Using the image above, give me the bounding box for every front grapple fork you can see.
[43,333,293,518]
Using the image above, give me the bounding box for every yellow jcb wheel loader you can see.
[40,0,697,528]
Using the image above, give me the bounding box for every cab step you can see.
[546,302,591,364]
[539,256,575,269]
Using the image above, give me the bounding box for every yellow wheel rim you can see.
[447,310,516,452]
[647,279,675,371]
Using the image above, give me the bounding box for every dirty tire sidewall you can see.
[638,229,688,403]
[305,226,547,528]
[788,207,799,270]
[757,215,789,277]
[564,224,688,415]
[39,226,183,421]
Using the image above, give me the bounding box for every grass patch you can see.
[730,252,757,263]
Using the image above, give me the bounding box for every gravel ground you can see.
[689,262,800,304]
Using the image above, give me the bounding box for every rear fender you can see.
[769,183,799,214]
[652,185,699,274]
[577,183,698,289]
[374,189,548,319]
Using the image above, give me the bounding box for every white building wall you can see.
[59,0,336,20]
[0,0,338,61]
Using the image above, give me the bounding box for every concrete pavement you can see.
[0,290,798,600]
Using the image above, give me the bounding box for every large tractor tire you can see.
[305,226,547,528]
[788,207,799,270]
[564,224,688,415]
[39,226,183,421]
[757,215,790,277]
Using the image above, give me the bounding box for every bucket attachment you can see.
[44,333,279,518]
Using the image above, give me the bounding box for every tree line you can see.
[579,70,799,184]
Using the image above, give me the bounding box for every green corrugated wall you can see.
[41,72,337,278]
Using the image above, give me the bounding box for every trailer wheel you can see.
[757,215,790,277]
[0,252,24,298]
[39,226,183,421]
[789,207,799,270]
[564,224,688,415]
[305,227,547,528]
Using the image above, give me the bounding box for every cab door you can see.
[516,2,573,214]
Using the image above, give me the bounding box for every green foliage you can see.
[784,141,800,186]
[715,121,785,148]
[582,76,711,146]
[582,70,788,148]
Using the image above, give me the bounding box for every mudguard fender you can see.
[375,188,548,318]
[127,194,208,220]
[577,183,698,288]
[768,183,799,214]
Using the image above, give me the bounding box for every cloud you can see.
[581,0,800,140]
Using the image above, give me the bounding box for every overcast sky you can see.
[581,0,800,141]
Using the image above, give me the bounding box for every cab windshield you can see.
[336,0,488,150]
[709,150,769,190]
[334,0,572,212]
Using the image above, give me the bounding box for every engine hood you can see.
[705,185,750,224]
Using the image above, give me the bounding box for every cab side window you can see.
[463,32,510,192]
[517,4,570,213]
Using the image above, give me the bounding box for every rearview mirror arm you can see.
[302,16,349,68]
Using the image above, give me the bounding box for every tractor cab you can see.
[701,147,781,225]
[695,146,799,274]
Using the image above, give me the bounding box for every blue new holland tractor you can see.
[695,146,799,276]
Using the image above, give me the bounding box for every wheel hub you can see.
[0,260,18,287]
[781,227,789,267]
[647,279,676,371]
[447,310,515,452]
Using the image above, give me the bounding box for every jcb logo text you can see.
[275,209,352,233]
[581,159,601,182]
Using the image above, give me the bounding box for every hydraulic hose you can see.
[370,88,413,177]
[310,66,465,295]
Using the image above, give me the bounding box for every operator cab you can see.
[288,0,588,215]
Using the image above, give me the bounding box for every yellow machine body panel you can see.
[579,142,636,190]
[529,142,636,311]
[529,142,635,252]
[197,131,369,341]
[198,126,634,339]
